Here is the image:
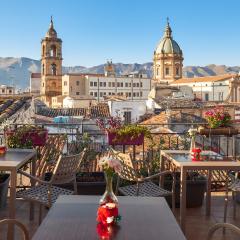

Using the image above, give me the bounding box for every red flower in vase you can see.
[97,203,119,226]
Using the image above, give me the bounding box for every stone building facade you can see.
[153,19,183,84]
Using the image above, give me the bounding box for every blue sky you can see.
[0,0,239,67]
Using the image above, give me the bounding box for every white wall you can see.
[108,100,147,123]
[87,75,151,101]
[30,77,41,95]
[171,80,229,101]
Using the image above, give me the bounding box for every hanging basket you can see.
[198,127,238,136]
[108,132,144,145]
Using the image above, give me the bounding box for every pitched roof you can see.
[171,74,232,84]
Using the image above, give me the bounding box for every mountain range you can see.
[0,57,239,90]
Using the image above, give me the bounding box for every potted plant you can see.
[199,106,238,136]
[5,125,48,148]
[96,117,152,145]
[0,172,10,209]
[164,172,207,208]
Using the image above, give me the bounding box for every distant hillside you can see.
[0,57,239,90]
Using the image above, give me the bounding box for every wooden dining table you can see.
[0,148,37,240]
[160,150,240,234]
[32,195,186,240]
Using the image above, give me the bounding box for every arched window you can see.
[176,67,179,76]
[42,64,45,74]
[42,46,45,56]
[50,45,57,57]
[51,63,57,75]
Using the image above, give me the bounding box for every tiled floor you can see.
[0,193,240,240]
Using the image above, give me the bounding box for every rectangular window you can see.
[121,82,123,87]
[76,92,79,95]
[136,83,139,87]
[112,82,115,87]
[165,67,170,75]
[90,82,93,87]
[108,82,111,87]
[125,83,128,87]
[100,92,103,97]
[2,89,5,93]
[94,92,97,97]
[100,82,103,87]
[133,92,136,97]
[205,93,209,101]
[109,92,111,95]
[140,91,142,97]
[76,81,80,86]
[64,81,67,86]
[129,83,131,87]
[124,111,131,124]
[140,82,143,87]
[103,82,106,87]
[129,92,131,97]
[136,92,139,97]
[94,82,97,87]
[133,83,136,87]
[90,92,93,96]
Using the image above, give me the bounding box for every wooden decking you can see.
[0,193,240,240]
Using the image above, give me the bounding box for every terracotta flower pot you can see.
[198,127,238,136]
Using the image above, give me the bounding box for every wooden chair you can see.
[17,149,87,224]
[224,172,240,221]
[109,148,175,212]
[36,134,66,178]
[207,223,240,240]
[0,219,29,240]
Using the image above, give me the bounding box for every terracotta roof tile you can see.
[171,74,232,84]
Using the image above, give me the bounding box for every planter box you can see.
[6,129,48,147]
[0,174,10,209]
[45,172,106,195]
[163,173,207,208]
[198,127,238,136]
[108,132,144,145]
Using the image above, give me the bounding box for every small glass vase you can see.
[189,136,196,153]
[99,172,118,206]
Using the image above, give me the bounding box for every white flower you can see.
[98,155,122,173]
[106,216,114,224]
[188,128,198,137]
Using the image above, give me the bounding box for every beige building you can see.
[170,74,235,102]
[0,85,15,96]
[40,17,63,107]
[153,19,183,84]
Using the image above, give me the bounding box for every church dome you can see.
[46,17,57,38]
[155,21,182,54]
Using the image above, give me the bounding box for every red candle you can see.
[0,146,6,155]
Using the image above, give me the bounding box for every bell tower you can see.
[41,16,62,106]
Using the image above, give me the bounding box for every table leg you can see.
[7,170,17,240]
[160,152,165,187]
[29,154,37,221]
[180,167,187,234]
[206,170,212,216]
